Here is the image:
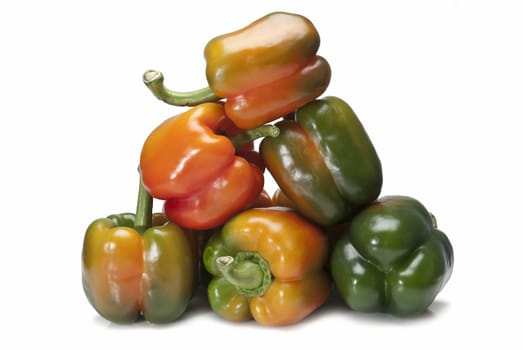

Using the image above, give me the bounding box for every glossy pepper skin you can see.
[330,195,454,316]
[202,207,331,326]
[260,96,383,227]
[204,12,331,129]
[139,102,264,229]
[82,213,198,323]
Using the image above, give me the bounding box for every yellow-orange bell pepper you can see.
[202,207,331,326]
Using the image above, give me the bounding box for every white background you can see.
[1,0,522,348]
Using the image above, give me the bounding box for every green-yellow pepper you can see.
[81,176,198,323]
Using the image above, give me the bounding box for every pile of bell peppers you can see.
[82,11,454,326]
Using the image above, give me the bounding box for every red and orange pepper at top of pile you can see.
[82,11,454,327]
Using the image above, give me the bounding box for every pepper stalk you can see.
[134,172,153,234]
[229,124,280,150]
[143,69,220,106]
[216,252,272,297]
[104,173,153,234]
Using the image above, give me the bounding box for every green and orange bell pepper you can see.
[139,102,278,229]
[202,207,331,326]
[81,177,198,324]
[260,96,383,227]
[204,11,331,129]
[143,11,331,129]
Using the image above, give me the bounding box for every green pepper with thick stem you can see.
[81,175,199,323]
[330,195,454,316]
[260,96,383,227]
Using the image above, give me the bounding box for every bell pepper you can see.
[202,207,331,326]
[330,195,454,316]
[139,102,279,229]
[260,96,383,227]
[81,176,198,323]
[143,11,331,129]
[204,11,331,129]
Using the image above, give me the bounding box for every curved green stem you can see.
[143,69,220,106]
[229,124,280,150]
[134,173,153,235]
[216,252,272,297]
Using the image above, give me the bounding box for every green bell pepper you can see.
[260,96,382,227]
[330,195,454,316]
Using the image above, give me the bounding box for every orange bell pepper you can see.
[139,102,277,229]
[202,207,331,326]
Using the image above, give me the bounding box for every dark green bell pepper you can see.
[260,96,382,227]
[330,195,454,316]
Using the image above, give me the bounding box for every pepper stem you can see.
[430,213,438,229]
[229,124,280,150]
[134,173,153,234]
[143,69,220,106]
[216,252,272,297]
